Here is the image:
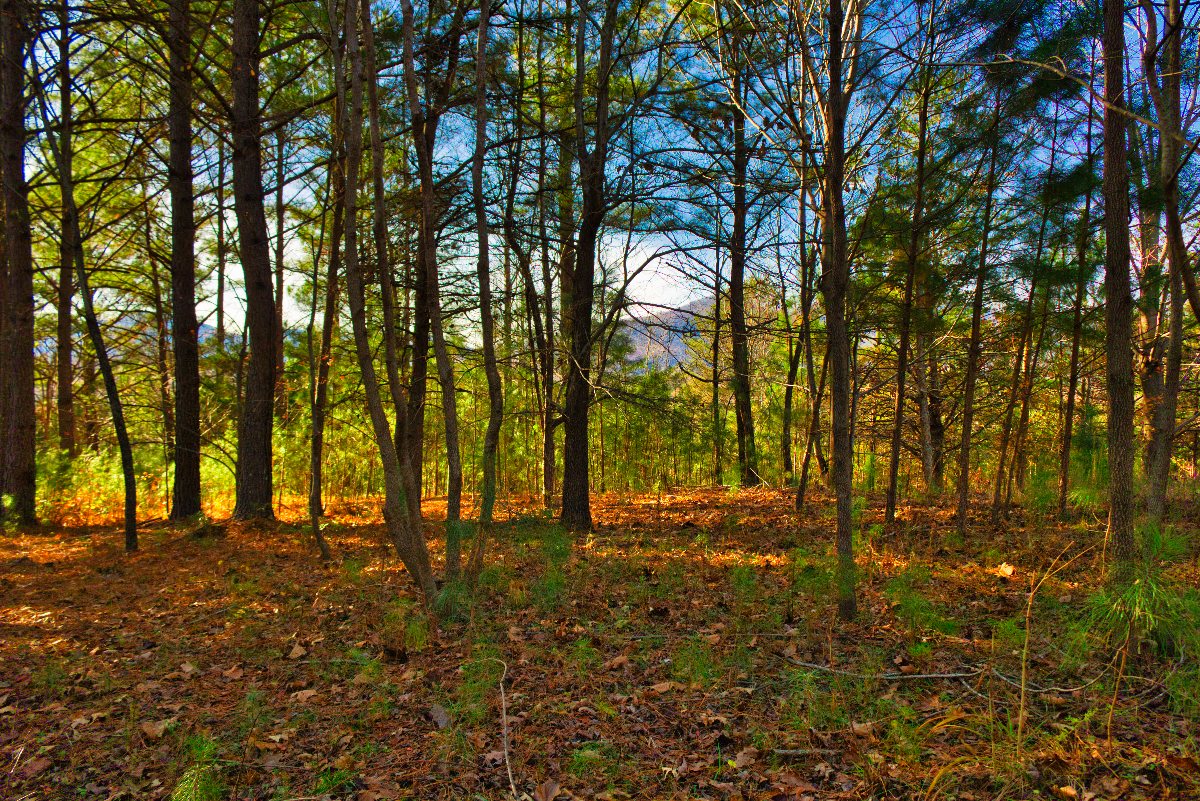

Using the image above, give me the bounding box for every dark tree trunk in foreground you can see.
[561,0,618,531]
[231,0,278,519]
[169,0,202,519]
[1102,0,1135,564]
[819,0,855,620]
[0,0,37,524]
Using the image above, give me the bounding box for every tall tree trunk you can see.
[1142,0,1186,523]
[728,38,759,488]
[820,0,855,620]
[0,0,36,524]
[885,27,933,524]
[169,0,202,519]
[35,30,137,549]
[712,239,723,485]
[561,0,617,531]
[1102,0,1136,564]
[215,137,227,349]
[274,129,286,394]
[55,2,76,457]
[955,95,1001,535]
[1059,99,1095,518]
[474,0,503,533]
[231,0,277,519]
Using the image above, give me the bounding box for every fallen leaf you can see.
[292,689,318,702]
[140,719,173,740]
[648,681,674,694]
[533,779,561,801]
[287,644,307,660]
[995,562,1015,578]
[222,665,244,680]
[849,721,877,738]
[604,654,630,671]
[1055,786,1078,799]
[734,746,758,768]
[428,703,451,729]
[21,756,53,778]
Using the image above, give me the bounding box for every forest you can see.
[1,0,1199,797]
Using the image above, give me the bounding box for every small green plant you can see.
[568,638,601,677]
[382,599,430,655]
[341,555,368,584]
[31,659,69,698]
[435,579,473,624]
[169,735,225,801]
[567,740,620,780]
[532,566,567,611]
[729,563,759,608]
[670,636,718,686]
[885,566,958,636]
[312,768,354,795]
[992,616,1025,650]
[455,646,505,725]
[236,690,268,737]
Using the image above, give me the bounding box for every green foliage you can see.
[568,740,620,780]
[884,566,959,636]
[169,735,225,801]
[670,636,718,686]
[455,646,505,725]
[729,563,759,608]
[382,599,430,655]
[31,659,69,698]
[1085,527,1200,657]
[532,567,567,611]
[568,637,602,677]
[312,768,354,795]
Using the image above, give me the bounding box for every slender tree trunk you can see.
[474,0,503,534]
[955,95,1001,535]
[168,0,202,518]
[561,0,617,531]
[0,0,36,524]
[215,137,227,349]
[1102,0,1136,564]
[712,240,723,485]
[1143,0,1186,523]
[35,35,137,549]
[728,40,759,488]
[1059,101,1094,518]
[885,44,933,524]
[55,2,76,457]
[819,0,855,620]
[231,0,278,519]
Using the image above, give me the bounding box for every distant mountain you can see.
[620,297,710,368]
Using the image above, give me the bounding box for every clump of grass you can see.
[1086,526,1200,657]
[532,568,566,611]
[884,566,958,636]
[382,599,430,655]
[568,637,601,677]
[31,659,69,698]
[729,563,759,609]
[670,637,718,686]
[454,645,505,725]
[567,740,620,781]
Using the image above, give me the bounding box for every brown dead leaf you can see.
[648,681,675,694]
[849,721,877,738]
[995,562,1015,578]
[292,689,318,702]
[1054,786,1078,799]
[533,779,561,801]
[140,718,173,740]
[287,644,307,660]
[428,703,451,729]
[21,756,53,779]
[604,654,631,670]
[222,665,244,680]
[734,746,758,768]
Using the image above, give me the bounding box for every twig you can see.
[781,656,985,682]
[481,657,517,799]
[773,747,838,756]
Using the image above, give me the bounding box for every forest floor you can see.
[2,488,1198,801]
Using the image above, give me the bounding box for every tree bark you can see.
[1102,0,1136,564]
[231,0,278,519]
[0,0,36,524]
[168,0,202,519]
